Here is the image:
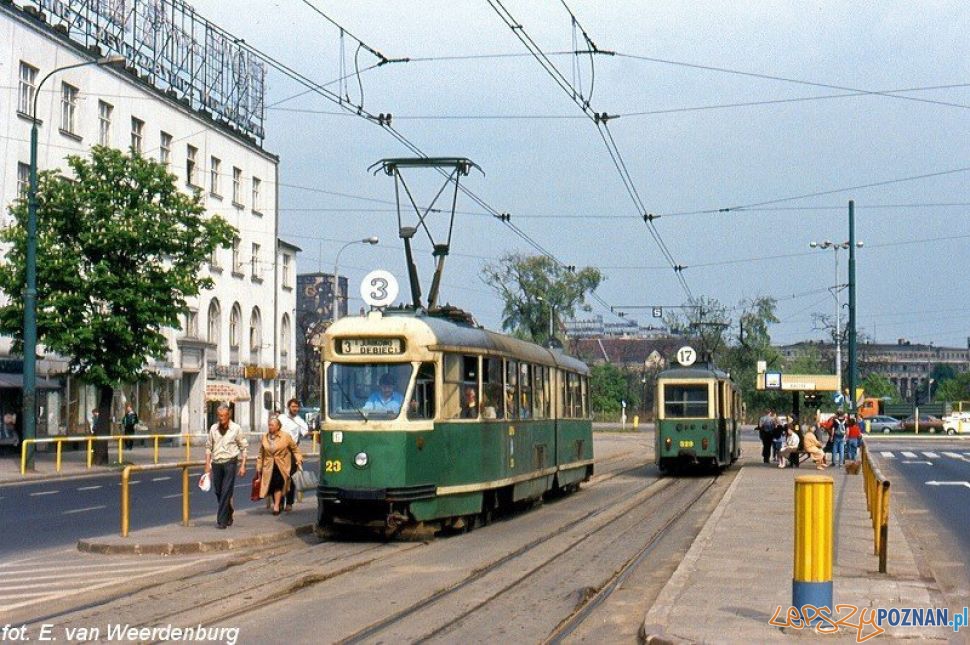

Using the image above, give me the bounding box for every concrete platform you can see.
[642,442,953,643]
[77,503,316,555]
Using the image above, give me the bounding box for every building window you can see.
[282,254,292,288]
[231,237,242,274]
[250,243,261,280]
[130,117,144,154]
[209,246,221,270]
[183,309,198,338]
[229,304,242,349]
[249,307,262,354]
[207,299,221,345]
[252,177,261,213]
[18,62,38,115]
[232,167,242,205]
[17,162,30,198]
[186,145,198,186]
[60,82,78,135]
[159,132,172,167]
[210,156,221,196]
[281,314,291,359]
[98,101,113,146]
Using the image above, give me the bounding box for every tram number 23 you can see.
[325,460,342,473]
[679,440,694,448]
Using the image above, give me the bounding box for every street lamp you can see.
[332,237,379,321]
[536,295,555,340]
[22,55,126,469]
[809,239,864,396]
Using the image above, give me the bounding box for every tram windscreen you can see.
[327,363,413,420]
[664,384,708,418]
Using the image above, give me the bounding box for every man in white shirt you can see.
[279,398,309,511]
[204,403,248,528]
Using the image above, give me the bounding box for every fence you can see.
[20,431,320,475]
[859,441,891,573]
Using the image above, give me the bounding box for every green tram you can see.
[655,363,742,473]
[317,308,594,534]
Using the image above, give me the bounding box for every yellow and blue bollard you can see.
[793,474,833,624]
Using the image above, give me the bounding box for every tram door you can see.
[717,382,728,463]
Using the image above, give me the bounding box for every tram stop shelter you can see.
[755,369,841,423]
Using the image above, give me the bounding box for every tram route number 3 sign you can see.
[361,270,399,308]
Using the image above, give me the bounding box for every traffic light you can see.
[803,393,821,408]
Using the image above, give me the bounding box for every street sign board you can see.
[756,373,840,392]
[765,372,782,389]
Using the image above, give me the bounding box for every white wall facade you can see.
[0,4,297,434]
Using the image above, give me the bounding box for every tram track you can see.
[337,473,681,644]
[24,448,661,641]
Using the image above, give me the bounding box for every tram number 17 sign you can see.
[676,346,697,367]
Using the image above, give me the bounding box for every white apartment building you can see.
[0,0,297,435]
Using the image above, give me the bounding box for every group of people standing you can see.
[203,398,310,529]
[757,408,863,471]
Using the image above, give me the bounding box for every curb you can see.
[640,468,745,643]
[77,523,315,556]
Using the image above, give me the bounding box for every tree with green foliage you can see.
[482,253,602,344]
[859,373,899,401]
[0,147,235,464]
[935,372,970,403]
[588,362,641,416]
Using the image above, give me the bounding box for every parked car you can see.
[899,414,944,433]
[866,415,903,434]
[942,412,970,435]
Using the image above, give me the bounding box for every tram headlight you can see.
[664,437,672,450]
[354,452,369,468]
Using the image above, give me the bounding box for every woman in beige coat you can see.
[255,417,303,514]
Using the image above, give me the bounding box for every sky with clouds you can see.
[194,0,970,347]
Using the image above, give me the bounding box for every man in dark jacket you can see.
[758,409,776,464]
[122,404,139,450]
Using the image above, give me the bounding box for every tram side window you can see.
[408,362,436,420]
[565,372,580,418]
[505,360,519,420]
[581,375,590,418]
[519,363,533,419]
[443,354,479,420]
[532,366,546,420]
[482,357,504,419]
[664,384,708,418]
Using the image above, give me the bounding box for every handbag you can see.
[291,466,318,491]
[198,472,211,492]
[250,474,262,502]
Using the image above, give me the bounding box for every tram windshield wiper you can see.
[334,378,367,423]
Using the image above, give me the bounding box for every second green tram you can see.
[655,364,742,473]
[317,308,594,534]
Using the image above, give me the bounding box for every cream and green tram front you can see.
[317,310,594,532]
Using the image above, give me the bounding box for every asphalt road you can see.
[0,468,247,557]
[865,438,970,554]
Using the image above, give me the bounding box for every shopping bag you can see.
[292,467,318,491]
[198,472,211,492]
[250,475,262,502]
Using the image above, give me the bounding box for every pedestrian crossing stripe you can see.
[875,451,970,463]
[880,451,895,458]
[923,451,940,458]
[901,451,918,458]
[942,452,962,459]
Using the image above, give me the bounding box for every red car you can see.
[899,414,944,432]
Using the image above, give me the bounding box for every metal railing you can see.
[120,461,203,537]
[860,442,891,573]
[20,430,321,476]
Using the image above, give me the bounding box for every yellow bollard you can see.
[182,465,190,527]
[20,440,29,475]
[121,465,133,537]
[117,436,124,464]
[633,415,639,431]
[793,475,833,624]
[184,434,190,461]
[153,436,160,464]
[87,437,93,468]
[56,439,63,473]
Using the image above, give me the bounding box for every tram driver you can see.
[362,373,404,415]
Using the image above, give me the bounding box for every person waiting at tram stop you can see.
[255,416,303,515]
[757,409,777,464]
[820,409,849,466]
[845,415,863,461]
[776,425,801,468]
[279,398,309,512]
[362,373,404,415]
[800,425,829,469]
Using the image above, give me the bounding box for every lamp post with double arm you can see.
[809,239,863,399]
[22,55,125,469]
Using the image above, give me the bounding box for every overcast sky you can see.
[195,1,970,347]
